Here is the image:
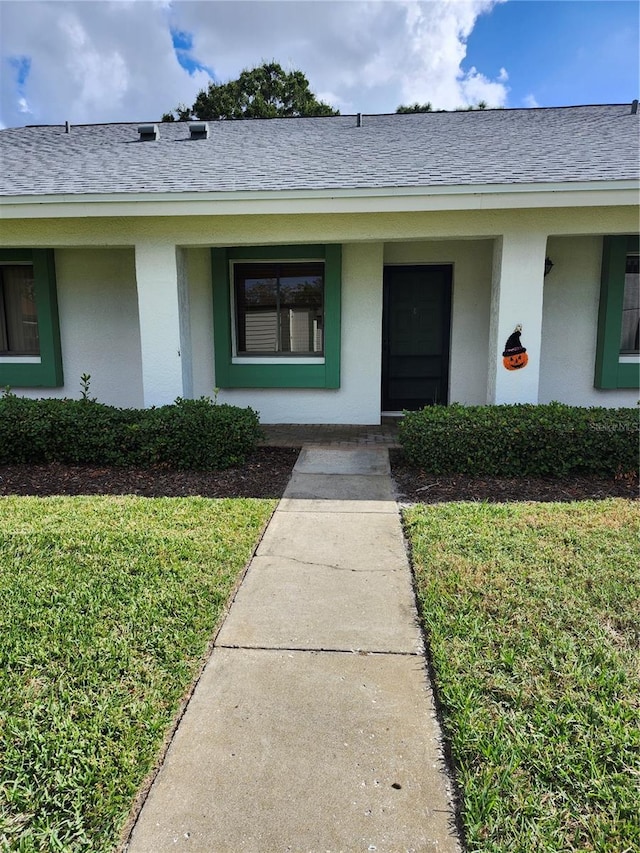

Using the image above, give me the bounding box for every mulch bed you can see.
[0,448,300,499]
[390,450,639,504]
[0,446,636,502]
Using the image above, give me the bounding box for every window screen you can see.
[620,253,639,353]
[234,262,324,355]
[0,264,40,355]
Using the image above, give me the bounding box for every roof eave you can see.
[1,180,638,219]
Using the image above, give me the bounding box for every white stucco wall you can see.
[383,239,493,405]
[488,230,548,405]
[3,205,637,418]
[187,248,216,399]
[539,236,639,407]
[134,240,185,406]
[14,248,144,407]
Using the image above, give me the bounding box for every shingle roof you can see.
[1,104,638,197]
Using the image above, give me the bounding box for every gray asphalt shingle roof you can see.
[1,104,638,197]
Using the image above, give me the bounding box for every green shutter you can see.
[212,244,341,389]
[595,236,640,390]
[323,244,342,389]
[0,249,63,388]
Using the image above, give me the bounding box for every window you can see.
[620,253,639,354]
[234,262,324,356]
[211,244,341,389]
[0,264,40,356]
[0,249,63,387]
[595,235,640,389]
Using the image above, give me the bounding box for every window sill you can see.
[232,356,325,365]
[0,356,42,364]
[619,354,640,364]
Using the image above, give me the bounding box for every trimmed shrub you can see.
[0,393,57,464]
[150,397,262,470]
[0,392,261,470]
[398,403,639,477]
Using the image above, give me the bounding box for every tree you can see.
[163,62,338,121]
[455,101,489,111]
[395,102,433,114]
[395,100,490,114]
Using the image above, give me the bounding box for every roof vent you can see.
[189,122,209,140]
[631,99,638,115]
[65,121,71,134]
[138,124,159,141]
[356,113,363,127]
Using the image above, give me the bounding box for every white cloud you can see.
[58,10,130,114]
[389,1,509,109]
[459,66,509,108]
[174,0,509,113]
[0,0,510,127]
[523,93,540,108]
[0,0,209,126]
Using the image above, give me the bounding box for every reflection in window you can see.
[620,253,639,354]
[234,263,324,355]
[0,265,40,355]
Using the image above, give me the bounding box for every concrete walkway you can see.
[126,447,460,853]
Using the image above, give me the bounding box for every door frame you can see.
[381,263,453,412]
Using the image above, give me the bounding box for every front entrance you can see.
[382,265,452,411]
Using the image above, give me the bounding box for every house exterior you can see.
[0,104,638,424]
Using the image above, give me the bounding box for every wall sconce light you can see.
[544,257,554,277]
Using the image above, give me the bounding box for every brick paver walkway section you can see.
[259,423,401,447]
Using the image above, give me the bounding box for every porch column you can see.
[487,231,548,404]
[135,241,190,407]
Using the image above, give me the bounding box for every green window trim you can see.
[0,249,63,388]
[595,235,640,390]
[212,244,341,389]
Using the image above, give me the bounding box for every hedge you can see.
[398,403,639,477]
[0,393,261,470]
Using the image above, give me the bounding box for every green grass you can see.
[404,499,640,853]
[0,495,276,852]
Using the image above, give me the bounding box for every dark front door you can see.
[382,265,452,411]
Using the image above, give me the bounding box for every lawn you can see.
[0,495,276,852]
[404,498,640,853]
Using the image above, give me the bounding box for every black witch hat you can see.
[503,324,526,357]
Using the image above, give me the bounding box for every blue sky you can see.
[465,1,639,107]
[170,27,216,79]
[0,1,638,128]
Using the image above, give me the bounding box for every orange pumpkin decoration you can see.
[502,325,528,371]
[503,351,528,370]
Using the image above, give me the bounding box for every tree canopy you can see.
[395,102,433,114]
[395,100,490,114]
[456,100,488,111]
[163,62,338,122]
